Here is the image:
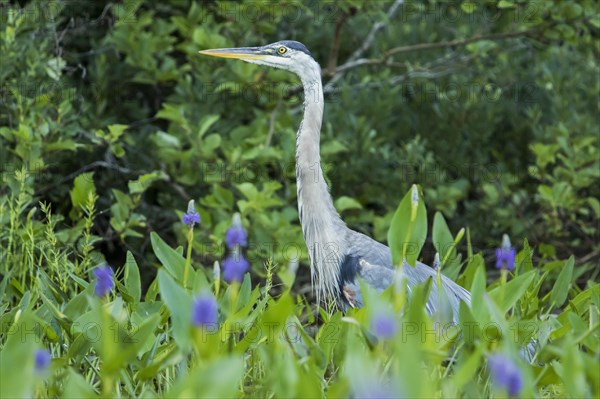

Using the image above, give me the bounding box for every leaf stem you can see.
[183,226,193,289]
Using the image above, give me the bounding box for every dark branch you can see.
[325,11,349,77]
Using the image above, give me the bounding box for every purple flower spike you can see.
[182,200,201,227]
[488,354,524,397]
[371,309,398,339]
[34,349,51,373]
[354,386,400,399]
[93,265,114,297]
[225,213,247,249]
[192,293,218,328]
[495,234,516,270]
[222,254,249,283]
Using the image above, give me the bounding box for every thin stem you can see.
[101,302,113,397]
[183,227,194,289]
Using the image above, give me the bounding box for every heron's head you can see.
[199,40,318,77]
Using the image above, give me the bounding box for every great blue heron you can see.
[199,41,471,320]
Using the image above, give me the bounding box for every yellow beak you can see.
[198,47,267,61]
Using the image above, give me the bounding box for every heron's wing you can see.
[339,256,393,309]
[343,230,471,322]
[342,230,541,362]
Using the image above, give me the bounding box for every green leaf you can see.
[45,139,80,152]
[560,3,582,19]
[200,133,222,155]
[334,196,363,213]
[128,171,167,194]
[256,293,294,342]
[198,114,220,137]
[387,184,427,267]
[62,368,98,398]
[460,2,478,14]
[432,212,462,277]
[497,0,514,9]
[98,311,161,374]
[45,56,66,80]
[123,251,141,303]
[321,140,348,156]
[167,357,243,398]
[470,264,488,321]
[67,333,94,363]
[154,131,181,148]
[550,256,574,307]
[459,301,483,344]
[517,239,534,273]
[70,173,96,212]
[0,314,37,399]
[107,124,128,141]
[489,271,536,313]
[587,197,600,217]
[157,269,193,351]
[452,347,483,389]
[156,103,189,131]
[556,336,589,398]
[151,232,185,281]
[460,253,483,291]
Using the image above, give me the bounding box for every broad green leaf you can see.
[70,173,96,213]
[461,2,478,14]
[0,313,37,399]
[556,336,589,398]
[128,171,167,194]
[460,253,483,291]
[67,333,94,363]
[517,239,534,273]
[151,232,185,281]
[45,139,80,152]
[200,133,221,155]
[107,124,128,140]
[432,212,454,264]
[198,114,220,137]
[167,357,244,398]
[387,185,427,267]
[406,277,433,330]
[497,0,515,8]
[458,301,482,344]
[123,251,141,303]
[235,274,252,312]
[588,197,600,217]
[156,103,188,130]
[62,368,98,398]
[192,268,210,293]
[489,271,536,313]
[550,256,575,307]
[560,3,582,19]
[470,264,488,321]
[432,212,463,279]
[452,346,483,389]
[335,196,363,213]
[157,269,193,351]
[154,131,181,148]
[45,56,66,80]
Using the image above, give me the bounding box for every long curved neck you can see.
[295,62,346,304]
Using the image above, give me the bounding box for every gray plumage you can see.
[200,40,538,363]
[200,40,472,321]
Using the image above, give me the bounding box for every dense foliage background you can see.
[1,0,598,398]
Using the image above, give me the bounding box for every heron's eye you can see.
[277,46,287,54]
